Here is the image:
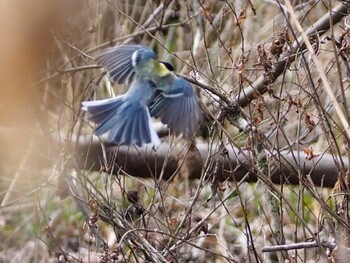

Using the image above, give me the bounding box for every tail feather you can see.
[82,97,123,115]
[82,97,124,135]
[108,116,126,143]
[128,117,139,146]
[115,109,151,146]
[95,113,121,136]
[105,107,157,146]
[82,96,160,146]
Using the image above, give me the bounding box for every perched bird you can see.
[82,44,202,146]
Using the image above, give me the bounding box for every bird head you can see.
[155,61,175,77]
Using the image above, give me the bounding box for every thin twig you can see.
[261,240,334,252]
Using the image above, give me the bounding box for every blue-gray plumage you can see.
[82,44,202,146]
[95,45,156,84]
[82,79,159,146]
[149,77,201,137]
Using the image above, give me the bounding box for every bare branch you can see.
[73,136,347,188]
[233,3,348,108]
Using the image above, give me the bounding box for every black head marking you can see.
[160,61,175,72]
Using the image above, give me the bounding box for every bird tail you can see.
[82,97,160,147]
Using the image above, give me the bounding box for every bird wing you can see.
[95,44,155,85]
[149,77,202,137]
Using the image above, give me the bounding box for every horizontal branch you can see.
[262,241,319,252]
[74,136,347,188]
[261,240,335,252]
[1,118,346,190]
